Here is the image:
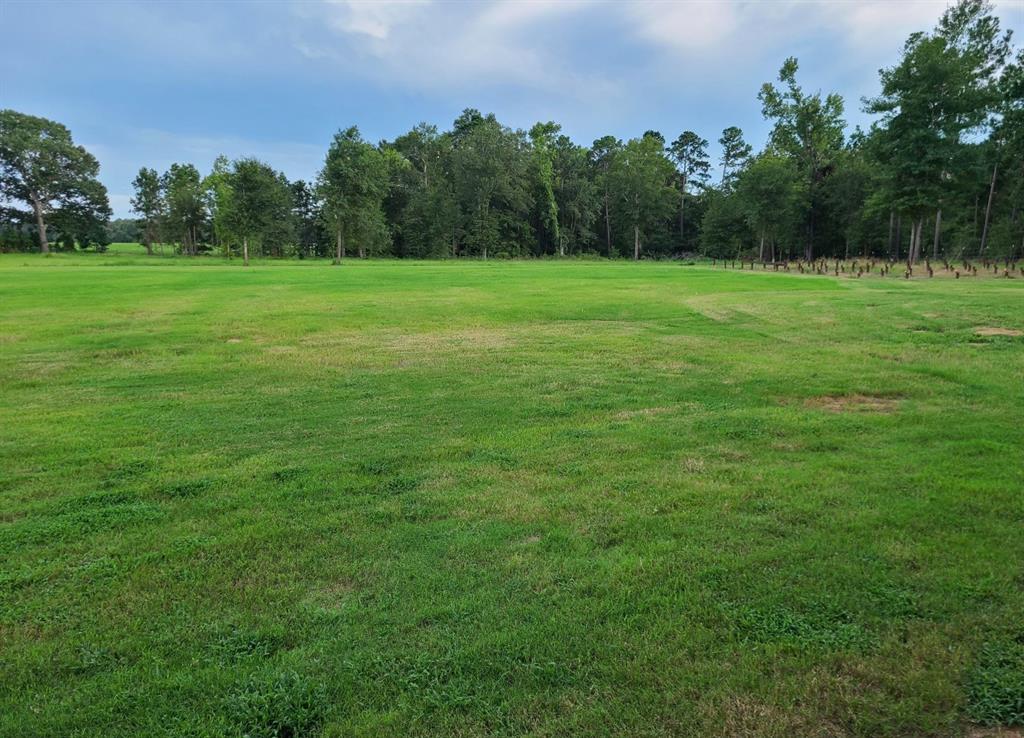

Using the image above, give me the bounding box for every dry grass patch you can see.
[803,394,901,413]
[613,406,675,420]
[974,326,1023,337]
[682,457,706,473]
[300,579,356,614]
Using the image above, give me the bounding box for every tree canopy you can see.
[0,109,111,253]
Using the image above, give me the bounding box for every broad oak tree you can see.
[0,110,110,253]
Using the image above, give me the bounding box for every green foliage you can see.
[529,122,561,254]
[736,152,802,259]
[607,135,677,258]
[161,163,206,255]
[221,158,294,260]
[130,167,163,253]
[450,111,532,258]
[718,126,752,188]
[318,126,394,259]
[699,188,747,257]
[759,57,846,259]
[0,109,111,253]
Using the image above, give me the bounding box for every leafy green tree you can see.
[736,153,801,261]
[589,136,621,257]
[669,132,710,250]
[290,180,323,257]
[318,126,394,262]
[221,158,293,266]
[608,135,677,259]
[988,48,1024,256]
[529,122,560,255]
[824,139,875,258]
[552,135,598,255]
[865,0,1011,262]
[162,163,206,255]
[202,155,233,256]
[0,109,111,253]
[450,112,531,259]
[718,126,752,187]
[759,57,846,260]
[131,167,164,255]
[388,123,459,258]
[700,189,748,258]
[106,218,140,243]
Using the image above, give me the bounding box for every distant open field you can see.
[1,253,1022,737]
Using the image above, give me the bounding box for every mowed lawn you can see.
[1,255,1023,738]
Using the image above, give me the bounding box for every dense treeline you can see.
[1,0,1020,262]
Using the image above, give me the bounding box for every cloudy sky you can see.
[3,0,1022,217]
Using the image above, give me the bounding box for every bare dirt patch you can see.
[974,326,1023,337]
[804,394,901,413]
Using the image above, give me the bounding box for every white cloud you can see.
[323,0,431,40]
[292,0,615,102]
[625,1,745,53]
[619,0,950,59]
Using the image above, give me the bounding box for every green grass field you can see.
[2,253,1023,737]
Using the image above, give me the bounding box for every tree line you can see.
[1,0,1020,264]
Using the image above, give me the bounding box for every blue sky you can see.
[3,0,1022,217]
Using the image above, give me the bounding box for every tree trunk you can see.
[932,209,941,259]
[335,229,342,263]
[887,210,895,259]
[243,237,249,267]
[679,172,687,250]
[805,214,814,262]
[758,230,765,262]
[633,225,640,261]
[979,161,998,256]
[894,215,901,261]
[604,193,611,258]
[31,195,49,253]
